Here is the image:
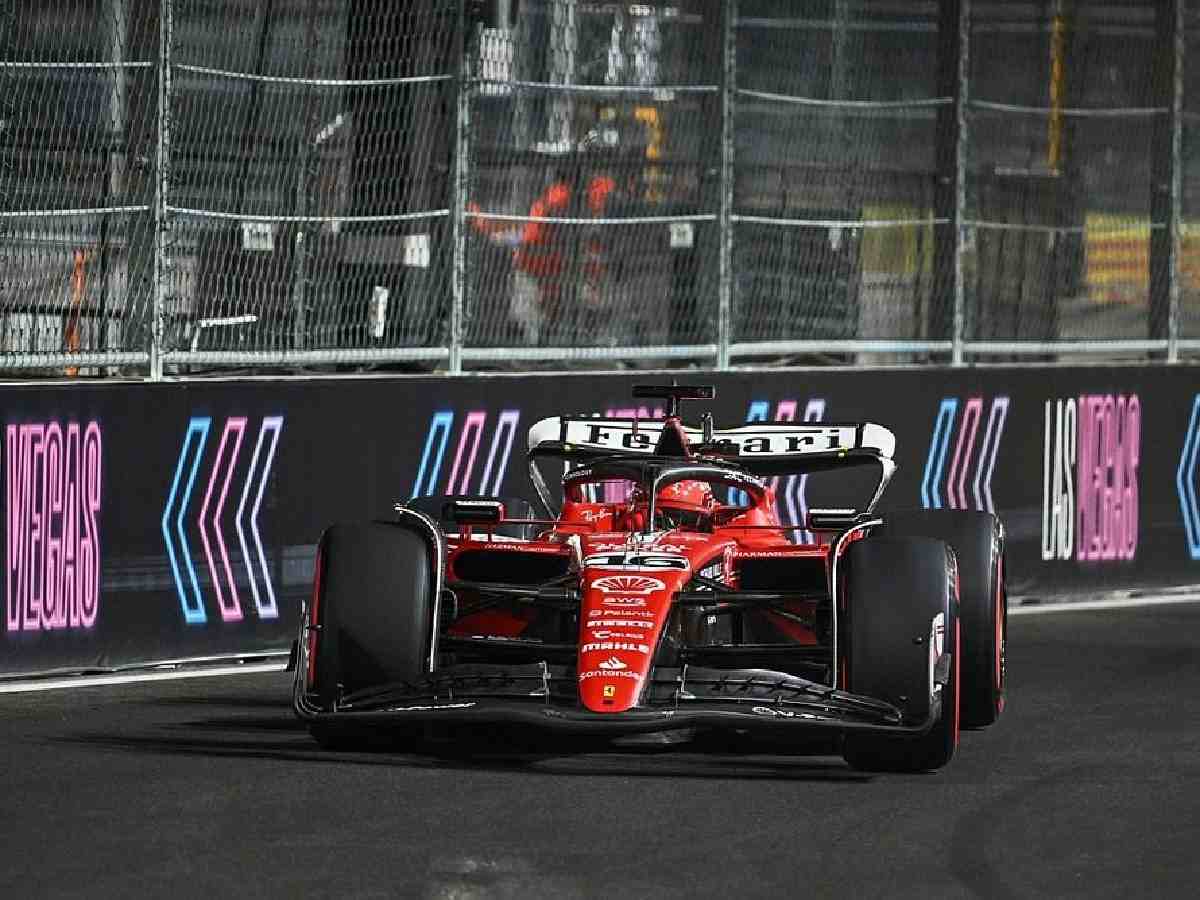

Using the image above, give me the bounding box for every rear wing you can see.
[526,416,897,512]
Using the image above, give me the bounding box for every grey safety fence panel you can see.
[3,0,1200,375]
[0,0,157,373]
[460,0,723,365]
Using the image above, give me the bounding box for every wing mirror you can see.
[447,499,505,527]
[805,508,861,531]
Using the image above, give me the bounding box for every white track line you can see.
[0,661,287,694]
[1011,594,1200,616]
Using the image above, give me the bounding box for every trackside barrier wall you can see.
[3,365,1198,677]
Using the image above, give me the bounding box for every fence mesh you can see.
[969,1,1162,346]
[733,2,950,351]
[463,0,722,356]
[1184,4,1200,340]
[0,0,158,365]
[164,0,454,362]
[3,0,1200,372]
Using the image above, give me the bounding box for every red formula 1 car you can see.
[294,385,1006,771]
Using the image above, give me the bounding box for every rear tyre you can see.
[840,537,960,773]
[308,520,437,747]
[880,510,1006,728]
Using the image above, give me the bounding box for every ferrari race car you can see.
[293,385,1006,772]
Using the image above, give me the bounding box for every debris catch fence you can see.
[1,0,1196,376]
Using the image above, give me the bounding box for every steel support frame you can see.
[716,0,737,371]
[1170,0,1184,363]
[150,0,173,381]
[448,0,471,374]
[1151,0,1183,359]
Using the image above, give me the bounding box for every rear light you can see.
[304,544,324,690]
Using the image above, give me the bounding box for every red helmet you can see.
[658,479,714,512]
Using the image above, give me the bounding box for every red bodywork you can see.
[444,416,837,714]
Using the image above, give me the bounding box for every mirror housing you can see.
[806,508,861,532]
[447,499,505,527]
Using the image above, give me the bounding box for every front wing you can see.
[293,651,949,739]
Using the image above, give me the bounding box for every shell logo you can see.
[591,575,665,595]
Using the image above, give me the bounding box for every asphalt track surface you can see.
[3,603,1199,899]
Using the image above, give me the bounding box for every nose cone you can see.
[576,571,682,712]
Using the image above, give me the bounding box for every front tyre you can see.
[305,519,438,748]
[840,537,960,773]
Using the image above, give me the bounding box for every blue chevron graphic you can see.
[1177,395,1200,559]
[411,411,454,498]
[163,417,211,624]
[921,399,959,510]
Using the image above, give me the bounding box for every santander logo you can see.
[592,575,664,594]
[598,656,627,670]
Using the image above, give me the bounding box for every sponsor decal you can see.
[645,543,691,555]
[588,618,655,629]
[590,631,646,641]
[1042,394,1140,562]
[597,656,628,670]
[162,416,284,624]
[579,669,641,681]
[584,553,688,571]
[750,706,815,719]
[567,420,853,456]
[921,396,1009,512]
[589,608,655,619]
[411,408,520,497]
[602,596,648,607]
[602,685,617,698]
[475,543,562,553]
[5,420,103,633]
[582,641,651,655]
[591,574,665,594]
[929,612,946,696]
[696,557,725,585]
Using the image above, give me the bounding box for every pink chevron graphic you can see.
[198,417,246,622]
[236,417,284,619]
[445,411,487,495]
[946,398,983,510]
[973,397,1009,513]
[478,409,520,496]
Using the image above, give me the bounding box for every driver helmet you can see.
[657,479,714,513]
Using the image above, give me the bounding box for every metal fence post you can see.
[150,0,173,380]
[1170,0,1184,363]
[448,0,469,375]
[717,0,736,371]
[952,0,969,367]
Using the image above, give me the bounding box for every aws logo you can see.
[921,397,1009,512]
[411,409,521,499]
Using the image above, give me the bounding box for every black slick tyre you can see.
[308,520,437,747]
[840,537,960,773]
[880,510,1006,727]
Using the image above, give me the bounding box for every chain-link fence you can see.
[2,0,1199,376]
